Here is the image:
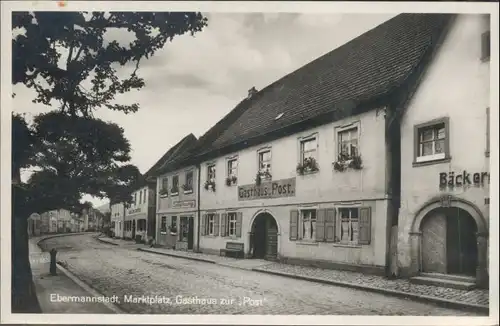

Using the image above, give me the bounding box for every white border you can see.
[1,1,499,325]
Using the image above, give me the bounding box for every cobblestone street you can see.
[39,234,484,315]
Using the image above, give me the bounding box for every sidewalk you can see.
[30,234,118,313]
[119,238,489,313]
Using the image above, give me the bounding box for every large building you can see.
[395,14,490,288]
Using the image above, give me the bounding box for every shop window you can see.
[413,117,450,166]
[179,217,189,241]
[170,216,177,233]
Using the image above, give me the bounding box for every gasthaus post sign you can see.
[238,178,296,201]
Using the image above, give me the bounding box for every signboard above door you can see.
[238,178,296,201]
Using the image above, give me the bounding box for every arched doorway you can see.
[250,212,278,260]
[421,207,478,276]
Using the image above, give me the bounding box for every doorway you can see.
[251,213,278,260]
[421,207,478,276]
[187,216,194,250]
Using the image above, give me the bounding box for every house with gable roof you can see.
[185,13,458,275]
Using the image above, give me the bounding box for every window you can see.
[300,209,317,241]
[337,208,359,244]
[180,217,189,241]
[161,177,168,191]
[337,127,358,159]
[134,193,137,205]
[226,213,237,237]
[227,158,238,177]
[413,117,450,165]
[170,216,177,233]
[139,191,142,205]
[206,213,215,235]
[481,30,490,61]
[172,175,179,195]
[258,149,272,178]
[184,171,194,192]
[160,216,167,233]
[207,164,216,181]
[300,136,317,164]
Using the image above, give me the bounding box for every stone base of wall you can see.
[278,256,387,276]
[199,247,221,256]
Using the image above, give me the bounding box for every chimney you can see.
[247,87,258,99]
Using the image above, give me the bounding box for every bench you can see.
[220,242,244,259]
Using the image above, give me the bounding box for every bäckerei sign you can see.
[238,178,296,201]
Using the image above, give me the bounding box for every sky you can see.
[13,12,397,208]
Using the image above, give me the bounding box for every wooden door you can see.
[421,210,447,274]
[265,218,278,260]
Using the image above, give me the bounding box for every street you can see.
[38,234,482,315]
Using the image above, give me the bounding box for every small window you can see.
[207,164,216,181]
[206,213,215,235]
[171,175,179,194]
[139,191,142,205]
[414,117,450,165]
[300,209,317,241]
[184,171,194,192]
[300,137,317,164]
[227,158,238,177]
[226,212,237,237]
[337,208,359,244]
[161,216,167,233]
[337,127,358,160]
[258,149,272,178]
[161,177,168,191]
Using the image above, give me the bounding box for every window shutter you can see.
[481,30,490,61]
[315,209,326,241]
[200,214,206,236]
[325,208,336,242]
[289,210,298,241]
[358,207,372,245]
[214,214,220,236]
[235,212,243,238]
[220,213,227,237]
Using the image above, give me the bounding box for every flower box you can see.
[225,175,238,186]
[204,180,216,192]
[333,154,363,172]
[296,157,319,175]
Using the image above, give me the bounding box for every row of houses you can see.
[110,14,491,289]
[28,207,106,236]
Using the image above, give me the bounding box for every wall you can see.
[156,165,199,247]
[110,202,125,238]
[198,109,391,268]
[397,15,490,273]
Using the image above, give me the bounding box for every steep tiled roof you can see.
[195,13,454,158]
[145,133,198,179]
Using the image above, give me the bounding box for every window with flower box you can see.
[338,127,358,160]
[171,175,179,195]
[258,148,272,179]
[184,171,194,193]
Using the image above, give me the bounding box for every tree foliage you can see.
[12,11,208,117]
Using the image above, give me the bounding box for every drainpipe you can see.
[196,163,201,252]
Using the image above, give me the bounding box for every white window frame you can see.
[227,212,237,237]
[257,147,272,179]
[335,122,360,160]
[227,157,238,178]
[299,208,318,241]
[207,213,215,236]
[336,206,360,245]
[413,117,450,165]
[207,163,216,182]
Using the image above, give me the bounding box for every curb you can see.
[252,268,489,314]
[56,262,125,314]
[34,233,124,314]
[137,248,217,264]
[95,236,119,246]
